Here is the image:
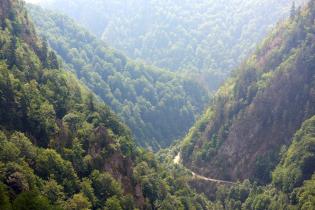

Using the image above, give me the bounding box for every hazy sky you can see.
[24,0,42,4]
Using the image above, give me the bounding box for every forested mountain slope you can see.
[40,0,306,76]
[0,0,213,209]
[1,0,314,209]
[181,0,315,184]
[195,115,315,209]
[26,5,210,151]
[243,115,315,210]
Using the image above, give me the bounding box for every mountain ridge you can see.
[0,1,214,209]
[27,4,211,150]
[0,0,314,209]
[181,0,315,184]
[39,0,307,75]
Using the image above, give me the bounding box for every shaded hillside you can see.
[40,0,305,76]
[27,5,210,150]
[191,115,315,209]
[242,115,315,210]
[181,0,315,184]
[0,0,213,209]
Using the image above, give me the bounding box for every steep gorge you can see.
[0,1,213,209]
[181,0,315,184]
[0,0,314,209]
[27,5,210,150]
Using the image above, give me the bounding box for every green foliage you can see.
[42,178,65,205]
[181,108,214,161]
[156,195,184,210]
[64,193,92,210]
[41,0,303,76]
[0,183,12,210]
[201,115,315,210]
[253,151,279,185]
[0,1,216,209]
[104,196,123,210]
[90,170,123,204]
[241,115,315,210]
[0,132,20,162]
[9,132,36,162]
[120,195,136,210]
[133,150,213,209]
[250,194,272,210]
[181,0,315,183]
[272,115,315,193]
[12,191,54,210]
[28,5,210,150]
[79,178,96,207]
[294,174,315,210]
[1,0,314,210]
[0,161,39,193]
[35,149,79,195]
[209,180,253,210]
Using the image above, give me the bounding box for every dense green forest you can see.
[40,0,306,76]
[157,114,315,210]
[186,115,315,209]
[0,0,314,209]
[0,0,215,209]
[26,5,210,150]
[181,0,315,185]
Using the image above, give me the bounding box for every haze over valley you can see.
[0,0,314,209]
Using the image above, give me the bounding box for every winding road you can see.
[173,152,235,185]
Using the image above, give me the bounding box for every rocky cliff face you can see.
[181,0,315,183]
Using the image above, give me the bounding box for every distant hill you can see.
[40,0,306,76]
[27,5,211,150]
